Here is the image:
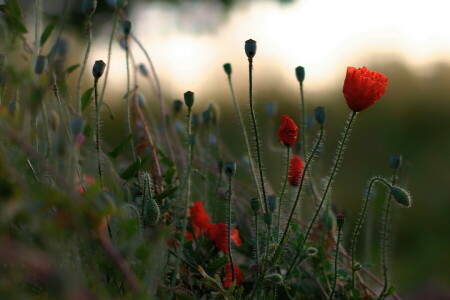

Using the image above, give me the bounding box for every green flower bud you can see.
[92,60,106,80]
[143,174,160,226]
[139,63,148,77]
[184,91,194,108]
[172,99,183,114]
[266,273,283,285]
[245,39,257,59]
[336,213,346,230]
[223,63,232,76]
[295,66,305,83]
[224,162,236,177]
[250,198,260,213]
[390,186,411,207]
[121,20,132,36]
[314,106,326,126]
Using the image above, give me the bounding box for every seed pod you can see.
[245,39,257,59]
[267,195,277,213]
[82,0,97,17]
[390,186,411,207]
[184,91,194,108]
[295,66,305,83]
[224,162,236,177]
[92,60,106,80]
[34,55,47,75]
[223,63,232,76]
[314,106,327,126]
[121,20,132,36]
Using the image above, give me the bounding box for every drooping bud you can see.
[389,153,403,170]
[295,66,305,83]
[250,198,260,213]
[223,63,232,76]
[245,39,257,59]
[224,162,236,177]
[336,214,346,230]
[172,99,183,114]
[267,195,277,213]
[34,55,47,75]
[390,186,411,207]
[82,0,97,17]
[121,20,132,36]
[314,106,326,126]
[92,60,106,80]
[184,91,194,108]
[263,212,273,226]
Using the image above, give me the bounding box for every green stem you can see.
[124,40,137,162]
[226,72,262,208]
[76,17,92,114]
[227,176,235,283]
[253,225,271,299]
[378,170,398,300]
[212,169,223,223]
[277,146,290,242]
[93,79,103,189]
[350,176,392,291]
[299,82,306,157]
[329,227,342,300]
[287,111,357,277]
[254,211,260,276]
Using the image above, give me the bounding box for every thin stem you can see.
[378,169,398,300]
[276,146,290,242]
[94,79,103,189]
[329,228,342,300]
[287,111,357,277]
[255,225,271,299]
[350,176,392,290]
[212,169,223,223]
[226,72,262,208]
[227,176,235,283]
[254,211,260,276]
[124,40,137,162]
[248,58,267,212]
[299,82,306,157]
[76,17,92,114]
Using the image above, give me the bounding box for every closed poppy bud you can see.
[139,63,148,77]
[223,63,232,76]
[390,186,411,208]
[267,195,277,213]
[343,66,388,112]
[82,0,97,17]
[224,162,236,177]
[314,106,326,126]
[34,55,47,75]
[172,99,183,114]
[389,153,402,170]
[266,273,283,284]
[121,20,132,36]
[336,214,346,230]
[250,198,259,213]
[184,91,194,108]
[92,60,106,79]
[295,66,305,83]
[289,155,304,186]
[277,115,298,147]
[245,39,257,59]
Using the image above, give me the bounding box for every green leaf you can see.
[163,167,176,185]
[83,123,92,139]
[6,15,28,34]
[154,186,178,201]
[108,134,132,158]
[81,87,94,112]
[209,255,228,271]
[119,157,148,180]
[65,64,80,74]
[40,22,57,47]
[385,284,397,297]
[6,0,22,19]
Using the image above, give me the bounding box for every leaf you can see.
[209,255,228,271]
[6,0,22,19]
[65,64,80,74]
[385,285,397,297]
[6,15,28,34]
[154,186,178,201]
[163,167,176,185]
[40,22,57,47]
[83,123,92,139]
[108,134,132,158]
[119,160,141,180]
[81,87,94,112]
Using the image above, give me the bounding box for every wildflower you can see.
[289,155,304,186]
[205,223,242,253]
[189,201,210,236]
[223,261,243,288]
[277,115,298,147]
[343,66,388,112]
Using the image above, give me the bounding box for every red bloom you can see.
[343,66,388,112]
[223,261,243,289]
[277,115,298,147]
[189,201,210,236]
[205,223,242,253]
[289,155,304,186]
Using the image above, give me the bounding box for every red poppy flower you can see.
[189,201,210,236]
[223,261,243,289]
[289,155,304,186]
[205,223,242,253]
[343,66,388,112]
[277,115,298,147]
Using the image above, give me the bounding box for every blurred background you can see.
[17,0,450,298]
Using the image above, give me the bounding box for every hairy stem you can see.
[76,17,92,114]
[94,79,103,189]
[329,228,342,300]
[227,176,235,283]
[276,146,290,242]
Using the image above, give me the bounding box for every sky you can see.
[93,0,450,102]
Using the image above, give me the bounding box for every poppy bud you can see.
[34,55,47,75]
[314,106,327,126]
[250,198,259,213]
[224,162,236,177]
[172,99,183,114]
[223,63,232,76]
[266,273,283,284]
[92,60,106,80]
[139,63,148,77]
[137,93,146,106]
[55,39,68,58]
[390,186,411,207]
[121,20,132,36]
[267,195,277,213]
[245,39,257,59]
[184,91,194,108]
[389,153,402,170]
[336,214,346,230]
[306,246,318,256]
[295,66,305,83]
[82,0,97,17]
[263,213,272,226]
